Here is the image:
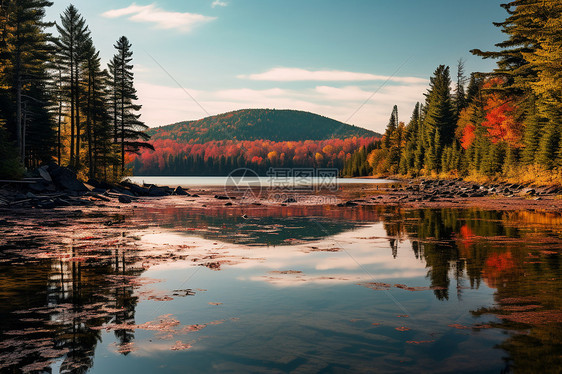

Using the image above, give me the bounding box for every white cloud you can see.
[239,67,428,84]
[211,0,228,8]
[102,3,216,33]
[135,80,427,134]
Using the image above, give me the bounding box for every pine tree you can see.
[453,59,468,118]
[109,36,153,173]
[422,65,455,173]
[55,4,90,168]
[400,103,421,175]
[83,38,114,179]
[383,105,398,149]
[3,0,54,166]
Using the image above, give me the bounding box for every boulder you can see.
[118,195,132,204]
[49,165,88,192]
[120,182,150,196]
[148,185,169,197]
[28,180,50,193]
[173,186,189,196]
[37,166,52,182]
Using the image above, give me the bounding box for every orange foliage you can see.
[129,137,378,172]
[482,95,522,146]
[456,107,477,149]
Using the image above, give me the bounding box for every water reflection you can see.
[0,205,560,372]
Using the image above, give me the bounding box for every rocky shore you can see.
[1,165,561,213]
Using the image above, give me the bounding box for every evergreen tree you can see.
[3,0,54,166]
[453,59,468,118]
[422,65,455,173]
[109,36,153,173]
[400,103,421,175]
[383,105,398,149]
[55,4,90,168]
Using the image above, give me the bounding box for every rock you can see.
[191,194,199,198]
[148,185,168,196]
[224,202,233,206]
[111,186,135,196]
[14,193,27,201]
[49,165,88,192]
[37,166,52,182]
[120,182,150,196]
[525,189,536,196]
[173,186,189,196]
[26,192,37,199]
[88,179,114,190]
[27,180,50,193]
[214,195,230,200]
[37,199,56,209]
[344,200,358,206]
[118,195,132,204]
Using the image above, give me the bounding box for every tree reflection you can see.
[0,233,143,372]
[0,205,560,372]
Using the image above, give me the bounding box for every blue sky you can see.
[45,1,507,133]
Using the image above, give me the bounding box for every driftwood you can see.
[0,180,37,184]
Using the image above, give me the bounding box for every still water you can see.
[126,176,392,188]
[0,203,561,373]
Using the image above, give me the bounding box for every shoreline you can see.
[2,176,562,216]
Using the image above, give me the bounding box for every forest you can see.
[1,0,561,184]
[129,137,377,176]
[0,1,151,181]
[131,108,379,175]
[343,0,562,184]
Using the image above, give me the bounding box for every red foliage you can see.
[482,95,522,146]
[460,123,476,150]
[129,137,378,172]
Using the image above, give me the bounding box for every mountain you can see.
[147,109,379,143]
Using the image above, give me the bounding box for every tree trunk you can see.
[57,68,62,163]
[75,63,81,169]
[86,68,93,179]
[69,47,75,168]
[16,76,23,162]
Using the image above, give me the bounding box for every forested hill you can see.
[147,109,379,143]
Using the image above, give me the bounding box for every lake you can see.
[126,176,393,188]
[0,196,561,373]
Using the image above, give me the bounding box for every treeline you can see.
[344,0,562,183]
[0,1,151,180]
[130,137,377,176]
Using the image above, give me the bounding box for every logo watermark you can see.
[224,167,339,203]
